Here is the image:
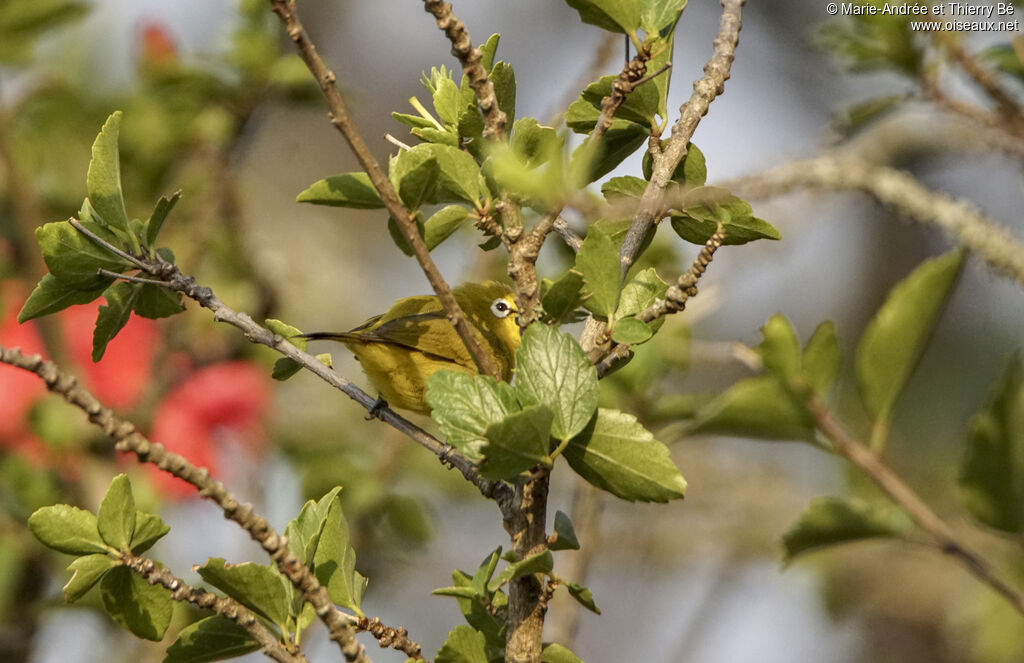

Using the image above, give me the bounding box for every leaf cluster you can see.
[28,475,368,662]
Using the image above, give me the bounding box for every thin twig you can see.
[722,155,1024,289]
[944,39,1024,124]
[805,393,1024,618]
[265,0,500,380]
[67,216,507,500]
[509,206,564,327]
[421,0,506,140]
[590,46,653,145]
[619,0,744,277]
[0,345,370,663]
[121,553,306,663]
[594,227,726,378]
[158,261,507,502]
[96,268,173,287]
[552,217,583,253]
[356,616,425,661]
[68,218,149,271]
[544,478,604,648]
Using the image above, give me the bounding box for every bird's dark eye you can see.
[490,299,513,319]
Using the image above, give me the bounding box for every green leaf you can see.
[63,554,117,602]
[424,205,470,250]
[802,321,840,395]
[610,316,653,345]
[602,175,647,200]
[390,144,485,208]
[91,280,183,361]
[196,558,291,626]
[427,371,521,462]
[510,118,562,167]
[781,497,913,563]
[100,565,173,641]
[642,142,706,186]
[564,408,685,502]
[313,493,367,616]
[670,186,780,246]
[296,172,384,209]
[541,270,586,324]
[479,33,500,71]
[757,314,801,381]
[86,112,130,232]
[616,267,668,319]
[640,0,688,39]
[568,120,649,183]
[389,147,438,209]
[543,643,585,663]
[432,586,481,600]
[480,405,554,480]
[97,474,136,550]
[550,510,580,551]
[413,126,460,146]
[284,486,343,566]
[856,250,965,422]
[564,0,642,35]
[488,550,554,592]
[575,228,621,320]
[165,615,260,663]
[566,581,601,614]
[573,73,660,129]
[91,283,133,362]
[18,273,107,323]
[516,325,599,441]
[392,111,438,130]
[130,511,170,555]
[471,547,502,595]
[433,75,462,127]
[266,319,308,380]
[436,625,489,663]
[34,219,130,290]
[145,191,180,247]
[28,505,107,555]
[491,61,517,128]
[959,355,1024,533]
[688,376,816,441]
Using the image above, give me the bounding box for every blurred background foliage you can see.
[1,1,1023,662]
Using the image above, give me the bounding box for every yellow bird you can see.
[303,281,520,414]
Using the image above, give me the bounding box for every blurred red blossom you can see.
[1,282,156,456]
[145,361,272,499]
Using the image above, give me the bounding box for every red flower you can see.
[59,302,158,411]
[145,362,271,499]
[0,283,47,443]
[0,281,158,458]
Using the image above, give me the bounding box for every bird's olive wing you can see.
[361,311,472,365]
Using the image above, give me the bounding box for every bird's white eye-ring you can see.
[490,298,514,319]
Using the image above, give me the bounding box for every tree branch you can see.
[595,227,726,378]
[121,553,307,663]
[0,345,371,663]
[265,0,500,380]
[356,616,425,661]
[421,0,506,140]
[723,155,1024,289]
[619,0,743,277]
[805,393,1024,618]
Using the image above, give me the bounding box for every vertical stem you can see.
[504,477,550,663]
